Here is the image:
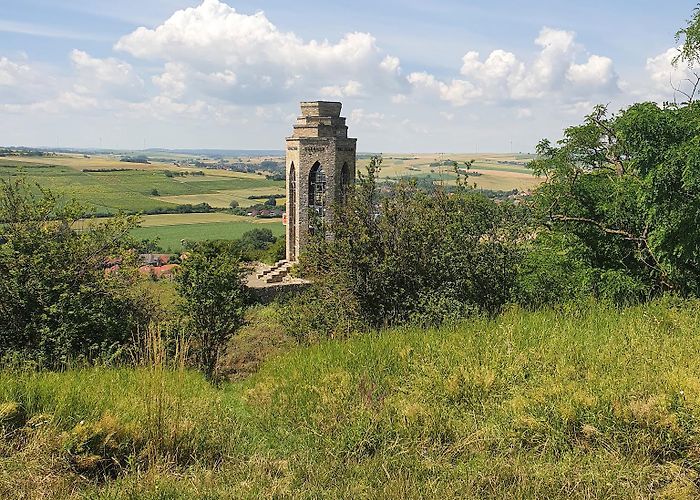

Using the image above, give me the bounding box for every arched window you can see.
[308,162,326,211]
[340,162,352,201]
[308,162,326,234]
[288,162,296,260]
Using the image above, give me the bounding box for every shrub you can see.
[176,248,246,379]
[0,178,152,368]
[300,156,526,331]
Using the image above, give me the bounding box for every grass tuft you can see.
[4,299,700,497]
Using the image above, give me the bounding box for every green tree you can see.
[229,199,239,209]
[0,178,150,367]
[528,100,700,299]
[176,249,246,379]
[672,5,700,103]
[675,4,700,69]
[264,197,277,207]
[300,156,525,332]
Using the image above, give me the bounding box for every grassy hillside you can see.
[3,300,700,498]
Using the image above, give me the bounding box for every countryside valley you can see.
[2,1,700,499]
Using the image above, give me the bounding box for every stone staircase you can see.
[256,260,293,284]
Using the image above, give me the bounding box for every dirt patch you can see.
[217,305,297,381]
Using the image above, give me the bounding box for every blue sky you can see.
[0,0,697,151]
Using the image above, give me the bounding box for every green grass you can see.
[132,219,285,251]
[3,299,700,498]
[0,160,283,214]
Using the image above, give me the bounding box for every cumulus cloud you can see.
[320,80,363,98]
[350,108,385,128]
[408,27,620,106]
[70,49,138,86]
[70,49,144,101]
[0,56,33,86]
[114,0,403,103]
[645,47,699,102]
[407,72,481,106]
[567,55,616,89]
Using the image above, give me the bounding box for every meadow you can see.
[2,300,700,498]
[133,213,285,252]
[0,154,285,213]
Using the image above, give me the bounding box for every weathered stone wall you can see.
[285,101,357,262]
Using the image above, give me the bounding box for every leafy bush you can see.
[299,157,526,333]
[176,247,246,379]
[529,101,700,298]
[0,179,152,368]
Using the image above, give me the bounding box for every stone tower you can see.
[285,101,357,262]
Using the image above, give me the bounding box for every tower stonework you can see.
[285,101,357,262]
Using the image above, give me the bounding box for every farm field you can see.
[1,151,537,250]
[0,154,285,214]
[368,152,542,191]
[132,214,284,252]
[159,186,286,208]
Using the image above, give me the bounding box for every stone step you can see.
[266,274,284,284]
[256,267,274,279]
[265,267,290,283]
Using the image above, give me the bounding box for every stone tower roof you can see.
[289,101,350,139]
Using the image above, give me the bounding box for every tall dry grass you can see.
[3,299,700,498]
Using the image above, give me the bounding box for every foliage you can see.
[4,301,700,497]
[528,102,700,300]
[514,231,594,309]
[239,228,276,253]
[675,4,700,68]
[229,199,239,209]
[176,247,246,379]
[0,178,151,368]
[299,156,526,334]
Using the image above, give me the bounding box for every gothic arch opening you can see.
[288,162,296,260]
[308,161,326,234]
[340,162,352,201]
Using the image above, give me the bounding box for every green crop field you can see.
[0,155,284,214]
[0,151,538,250]
[132,214,284,251]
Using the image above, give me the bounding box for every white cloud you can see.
[645,47,699,102]
[350,108,385,128]
[70,49,138,86]
[114,0,403,103]
[152,62,188,99]
[380,55,401,74]
[391,93,407,104]
[320,80,363,98]
[407,72,481,106]
[0,56,33,86]
[2,91,98,114]
[567,55,617,90]
[70,49,145,104]
[409,27,619,106]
